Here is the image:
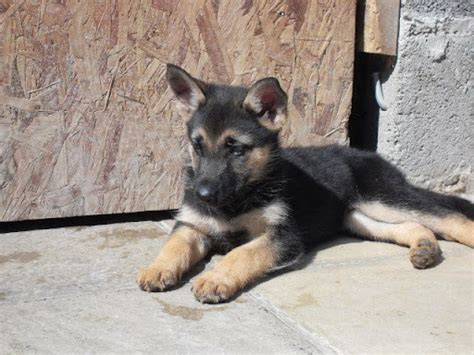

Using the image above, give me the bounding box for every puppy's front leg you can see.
[137,224,209,292]
[192,235,277,303]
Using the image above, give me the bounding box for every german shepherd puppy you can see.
[137,64,474,303]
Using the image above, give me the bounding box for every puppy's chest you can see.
[176,201,288,238]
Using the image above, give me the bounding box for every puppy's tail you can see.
[412,187,474,220]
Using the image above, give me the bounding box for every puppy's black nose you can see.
[195,184,217,203]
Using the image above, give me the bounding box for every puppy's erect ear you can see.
[243,78,288,131]
[166,64,207,117]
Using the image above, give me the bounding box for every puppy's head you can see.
[166,64,287,207]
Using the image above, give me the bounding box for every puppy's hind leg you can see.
[418,214,474,247]
[344,211,441,269]
[355,200,474,248]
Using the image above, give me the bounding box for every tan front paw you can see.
[192,271,239,304]
[137,265,179,292]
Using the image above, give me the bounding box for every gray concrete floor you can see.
[1,220,473,353]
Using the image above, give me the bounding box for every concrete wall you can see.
[377,0,473,193]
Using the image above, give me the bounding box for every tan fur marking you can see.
[354,201,417,223]
[247,146,271,182]
[217,128,238,146]
[177,201,287,238]
[213,128,254,152]
[191,128,211,151]
[345,211,440,268]
[194,128,254,153]
[243,92,263,113]
[137,225,209,292]
[233,200,288,237]
[216,129,238,146]
[177,205,232,235]
[257,110,287,131]
[232,211,266,237]
[192,235,276,303]
[175,101,194,120]
[427,215,474,247]
[243,90,287,132]
[346,211,437,247]
[174,89,205,119]
[355,201,474,247]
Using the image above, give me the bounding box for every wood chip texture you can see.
[0,0,355,221]
[358,0,400,55]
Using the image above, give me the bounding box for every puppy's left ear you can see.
[243,78,288,131]
[166,64,207,117]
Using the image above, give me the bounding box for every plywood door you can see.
[0,0,355,221]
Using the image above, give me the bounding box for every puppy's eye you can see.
[192,139,203,155]
[225,137,236,147]
[226,138,249,157]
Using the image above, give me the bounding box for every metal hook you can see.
[372,72,387,111]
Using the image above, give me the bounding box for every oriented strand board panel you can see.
[0,0,355,221]
[357,0,401,55]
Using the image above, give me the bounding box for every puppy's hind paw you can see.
[410,239,440,269]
